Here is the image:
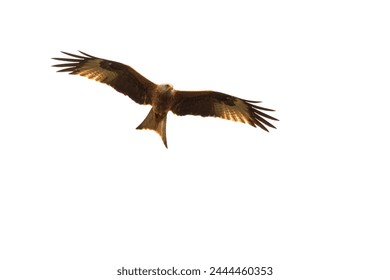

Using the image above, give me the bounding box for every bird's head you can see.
[157,83,174,94]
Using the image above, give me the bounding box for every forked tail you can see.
[136,109,168,148]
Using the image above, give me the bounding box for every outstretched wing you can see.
[171,91,278,131]
[52,51,156,105]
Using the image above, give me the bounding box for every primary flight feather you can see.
[52,51,278,148]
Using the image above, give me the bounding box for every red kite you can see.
[52,51,278,148]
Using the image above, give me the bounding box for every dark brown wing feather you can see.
[171,91,278,131]
[52,51,156,105]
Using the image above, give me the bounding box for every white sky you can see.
[1,0,389,279]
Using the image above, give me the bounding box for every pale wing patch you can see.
[77,60,118,83]
[214,99,252,125]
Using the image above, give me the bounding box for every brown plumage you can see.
[52,51,278,148]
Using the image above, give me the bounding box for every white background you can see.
[1,0,389,279]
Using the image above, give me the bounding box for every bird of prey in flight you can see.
[52,51,278,148]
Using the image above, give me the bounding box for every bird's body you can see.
[152,84,175,115]
[52,51,278,148]
[136,84,175,147]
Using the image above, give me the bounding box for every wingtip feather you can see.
[78,50,96,58]
[60,51,86,59]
